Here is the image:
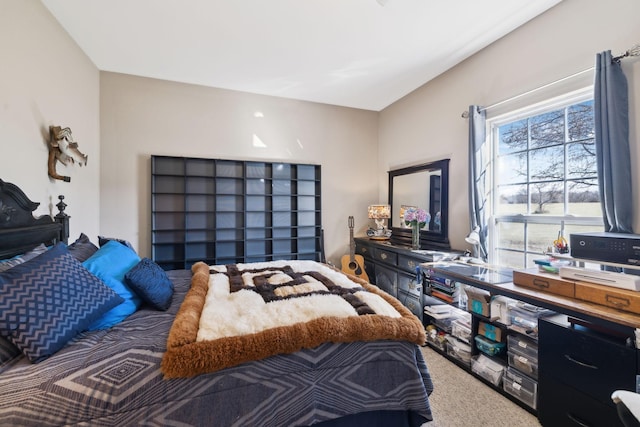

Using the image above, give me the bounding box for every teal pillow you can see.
[82,240,142,330]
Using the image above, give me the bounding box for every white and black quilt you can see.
[163,260,426,377]
[0,270,434,426]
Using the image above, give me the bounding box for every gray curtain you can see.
[594,50,634,233]
[468,105,488,260]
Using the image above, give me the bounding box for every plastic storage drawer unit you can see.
[503,367,538,410]
[507,335,538,359]
[508,349,539,379]
[507,335,539,379]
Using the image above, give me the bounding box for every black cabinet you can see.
[538,315,637,427]
[151,155,322,270]
[540,376,621,427]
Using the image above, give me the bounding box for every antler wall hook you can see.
[47,125,88,182]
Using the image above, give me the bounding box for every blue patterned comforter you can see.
[0,270,433,426]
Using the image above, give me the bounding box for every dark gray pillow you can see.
[98,235,136,252]
[124,258,174,311]
[67,233,99,262]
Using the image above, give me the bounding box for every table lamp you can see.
[465,226,481,259]
[368,204,391,239]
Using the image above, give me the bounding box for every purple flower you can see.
[403,207,430,228]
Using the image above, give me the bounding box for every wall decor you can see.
[47,125,88,182]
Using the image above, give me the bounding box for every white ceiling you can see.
[42,0,562,111]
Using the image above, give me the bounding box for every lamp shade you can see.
[368,204,390,219]
[465,226,481,246]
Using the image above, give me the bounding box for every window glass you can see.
[530,109,564,148]
[489,89,602,268]
[496,184,527,215]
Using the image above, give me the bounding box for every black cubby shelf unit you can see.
[151,155,322,270]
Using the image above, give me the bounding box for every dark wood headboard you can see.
[0,179,69,259]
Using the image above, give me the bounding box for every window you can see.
[487,88,603,269]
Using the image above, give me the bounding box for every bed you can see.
[0,179,434,426]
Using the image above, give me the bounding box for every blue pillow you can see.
[0,243,124,362]
[125,258,174,311]
[82,240,142,330]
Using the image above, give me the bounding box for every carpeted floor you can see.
[420,345,541,427]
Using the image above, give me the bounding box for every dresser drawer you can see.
[398,255,421,273]
[397,290,422,320]
[539,374,623,427]
[398,271,422,298]
[539,316,637,404]
[373,247,398,265]
[355,242,372,258]
[374,264,397,296]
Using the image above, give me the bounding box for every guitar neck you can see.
[348,216,356,261]
[349,227,355,261]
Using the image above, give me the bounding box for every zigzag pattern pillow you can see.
[0,243,124,362]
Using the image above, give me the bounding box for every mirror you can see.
[388,159,450,249]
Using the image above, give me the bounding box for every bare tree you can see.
[498,101,598,212]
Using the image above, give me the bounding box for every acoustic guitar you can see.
[341,216,370,282]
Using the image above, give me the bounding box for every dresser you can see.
[354,238,454,322]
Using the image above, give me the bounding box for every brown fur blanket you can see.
[161,260,426,378]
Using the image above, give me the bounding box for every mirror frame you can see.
[388,158,450,249]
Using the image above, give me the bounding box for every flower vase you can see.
[411,223,420,250]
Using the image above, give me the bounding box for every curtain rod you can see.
[461,43,640,119]
[613,43,640,62]
[460,67,593,118]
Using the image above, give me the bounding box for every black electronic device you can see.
[570,232,640,266]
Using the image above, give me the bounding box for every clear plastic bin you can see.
[507,335,538,360]
[446,336,472,366]
[508,349,539,379]
[451,318,472,344]
[471,354,506,386]
[508,302,554,338]
[433,317,455,333]
[502,367,538,410]
[425,326,448,351]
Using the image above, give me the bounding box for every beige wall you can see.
[379,0,640,253]
[5,0,640,265]
[99,73,379,265]
[0,0,100,240]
